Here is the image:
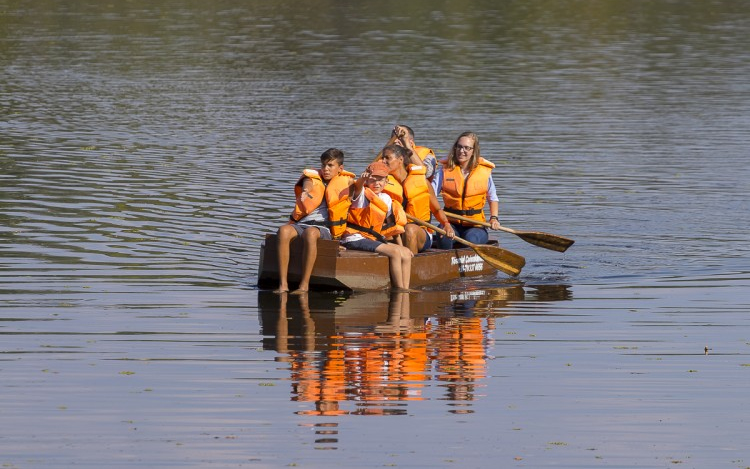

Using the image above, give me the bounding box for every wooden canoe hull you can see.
[256,234,498,291]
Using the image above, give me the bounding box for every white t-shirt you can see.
[340,190,394,243]
[295,198,332,237]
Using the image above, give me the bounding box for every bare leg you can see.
[404,223,426,255]
[275,292,289,353]
[297,291,315,350]
[376,243,406,289]
[275,224,298,293]
[399,245,413,289]
[375,243,414,290]
[293,227,321,293]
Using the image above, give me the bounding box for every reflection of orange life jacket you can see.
[345,188,406,242]
[290,169,355,238]
[384,165,433,230]
[440,158,495,225]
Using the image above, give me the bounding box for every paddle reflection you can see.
[258,286,535,417]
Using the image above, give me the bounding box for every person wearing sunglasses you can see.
[431,131,501,249]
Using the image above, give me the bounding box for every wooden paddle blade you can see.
[517,232,575,253]
[404,213,525,276]
[473,244,525,277]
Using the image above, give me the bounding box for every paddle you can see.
[445,212,575,253]
[371,131,402,162]
[405,214,525,277]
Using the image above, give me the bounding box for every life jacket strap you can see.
[444,207,483,216]
[346,223,387,243]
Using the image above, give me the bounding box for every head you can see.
[394,124,416,147]
[319,147,344,181]
[380,144,409,174]
[365,161,389,193]
[447,132,481,170]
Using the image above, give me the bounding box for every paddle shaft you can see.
[444,212,575,253]
[372,134,401,163]
[407,215,477,247]
[405,214,524,276]
[444,212,512,232]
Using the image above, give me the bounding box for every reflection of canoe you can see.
[256,234,499,291]
[256,287,527,352]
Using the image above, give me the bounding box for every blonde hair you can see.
[444,132,481,171]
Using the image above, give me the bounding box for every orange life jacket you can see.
[383,165,432,230]
[440,158,495,225]
[344,188,406,242]
[290,169,355,238]
[413,145,435,163]
[401,165,431,223]
[383,174,404,204]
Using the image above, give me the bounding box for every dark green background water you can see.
[2,1,749,467]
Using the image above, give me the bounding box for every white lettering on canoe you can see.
[450,254,484,273]
[451,290,487,302]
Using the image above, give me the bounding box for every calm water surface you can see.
[2,1,749,468]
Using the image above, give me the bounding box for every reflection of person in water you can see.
[348,292,429,414]
[292,347,349,416]
[259,284,574,418]
[265,291,435,416]
[273,292,349,416]
[427,316,489,408]
[260,290,512,416]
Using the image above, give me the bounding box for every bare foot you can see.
[273,287,289,294]
[392,287,419,293]
[290,288,309,295]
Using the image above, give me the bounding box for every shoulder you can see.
[378,192,394,210]
[302,168,321,178]
[477,158,495,169]
[378,192,392,204]
[407,164,426,176]
[349,188,367,206]
[415,145,435,157]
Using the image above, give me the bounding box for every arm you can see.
[398,132,424,167]
[299,177,315,202]
[427,181,455,237]
[431,165,443,195]
[350,169,369,199]
[487,176,500,230]
[423,154,437,181]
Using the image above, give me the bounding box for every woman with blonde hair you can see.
[432,131,502,249]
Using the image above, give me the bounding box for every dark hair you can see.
[445,132,481,171]
[320,148,344,165]
[381,144,409,170]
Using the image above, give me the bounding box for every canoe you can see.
[256,233,500,291]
